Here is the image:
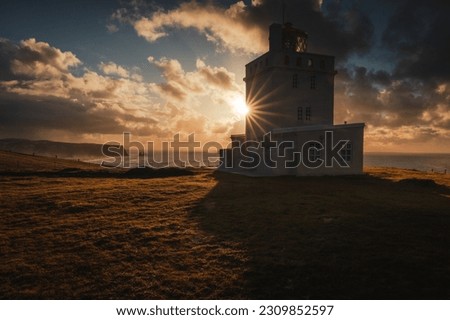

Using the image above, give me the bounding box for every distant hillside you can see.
[0,138,127,159]
[0,150,104,172]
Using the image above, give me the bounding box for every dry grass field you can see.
[0,151,449,299]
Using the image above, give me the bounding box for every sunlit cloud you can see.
[132,1,266,54]
[334,66,450,151]
[0,37,245,145]
[99,61,129,78]
[195,59,236,90]
[7,38,81,79]
[147,55,242,105]
[0,40,175,139]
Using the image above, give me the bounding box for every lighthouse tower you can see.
[245,23,336,140]
[221,23,365,176]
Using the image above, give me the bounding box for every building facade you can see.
[219,23,364,176]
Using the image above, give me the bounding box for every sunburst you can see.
[244,74,285,139]
[231,95,249,116]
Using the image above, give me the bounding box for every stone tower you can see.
[245,23,336,140]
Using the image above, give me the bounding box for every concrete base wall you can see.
[218,124,364,176]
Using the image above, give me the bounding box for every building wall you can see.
[245,51,335,141]
[219,124,365,176]
[290,125,364,176]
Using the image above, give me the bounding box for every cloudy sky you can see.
[0,0,449,152]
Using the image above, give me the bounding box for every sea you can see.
[363,153,449,173]
[86,152,450,173]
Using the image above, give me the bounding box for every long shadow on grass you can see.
[190,172,450,299]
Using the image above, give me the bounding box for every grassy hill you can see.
[0,151,449,299]
[0,150,102,172]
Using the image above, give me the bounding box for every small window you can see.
[296,57,302,67]
[297,106,303,120]
[308,59,313,67]
[284,55,290,65]
[340,142,352,162]
[306,107,311,120]
[320,59,325,69]
[292,74,298,88]
[310,75,316,89]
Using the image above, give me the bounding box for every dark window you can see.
[310,75,316,89]
[297,106,303,120]
[296,57,302,67]
[284,55,290,65]
[320,59,325,69]
[340,142,352,162]
[306,107,311,120]
[293,74,298,88]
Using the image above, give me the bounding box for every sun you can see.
[232,95,249,116]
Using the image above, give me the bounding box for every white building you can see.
[219,23,364,176]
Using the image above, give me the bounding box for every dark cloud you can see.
[382,0,450,82]
[336,66,449,131]
[246,0,375,59]
[0,90,161,138]
[330,0,450,148]
[0,39,19,80]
